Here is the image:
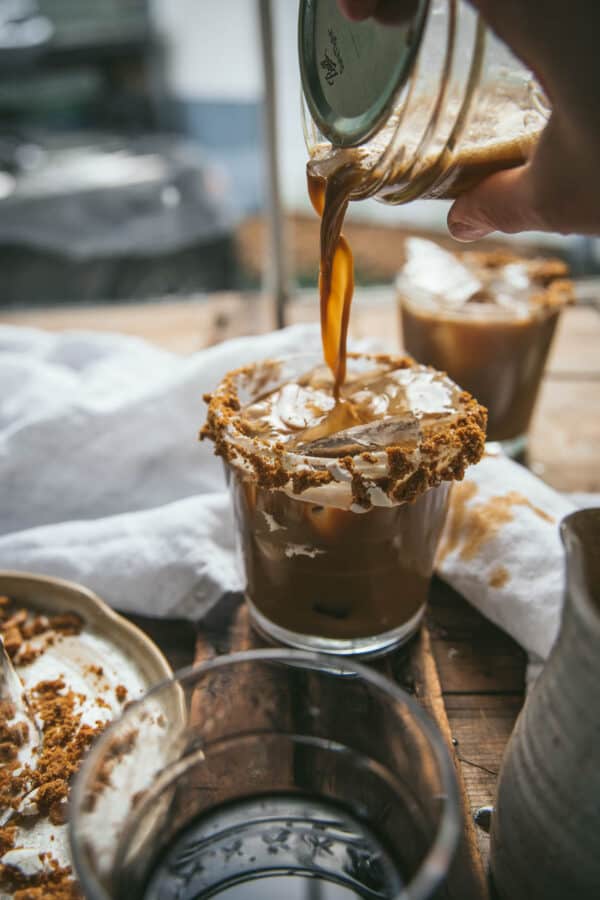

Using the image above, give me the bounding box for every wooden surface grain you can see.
[427,580,526,869]
[3,285,598,896]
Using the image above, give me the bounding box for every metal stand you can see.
[257,0,289,329]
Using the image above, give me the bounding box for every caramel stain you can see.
[437,481,479,562]
[488,566,510,589]
[438,483,555,563]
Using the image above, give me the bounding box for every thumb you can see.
[447,163,545,242]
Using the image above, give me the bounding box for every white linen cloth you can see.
[435,450,575,680]
[0,324,319,617]
[0,325,589,672]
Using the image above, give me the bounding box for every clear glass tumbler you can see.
[399,287,561,458]
[201,353,481,657]
[396,242,574,458]
[70,650,461,900]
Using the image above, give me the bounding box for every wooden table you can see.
[3,288,599,897]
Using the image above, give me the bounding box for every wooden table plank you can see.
[125,614,198,674]
[444,694,522,863]
[394,625,489,899]
[428,580,526,695]
[427,581,526,871]
[0,293,275,355]
[529,379,600,492]
[545,305,600,376]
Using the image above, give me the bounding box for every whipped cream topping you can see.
[239,361,464,458]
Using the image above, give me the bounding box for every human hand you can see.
[338,1,600,240]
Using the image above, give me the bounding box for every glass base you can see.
[486,434,528,460]
[247,598,425,658]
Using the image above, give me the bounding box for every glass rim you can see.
[396,272,567,323]
[204,350,485,511]
[70,647,462,900]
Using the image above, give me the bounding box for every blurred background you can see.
[0,0,598,310]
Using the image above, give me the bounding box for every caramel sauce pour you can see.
[307,164,357,400]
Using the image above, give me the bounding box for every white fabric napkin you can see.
[0,324,319,616]
[436,450,575,680]
[0,325,588,674]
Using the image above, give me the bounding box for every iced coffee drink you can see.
[398,239,574,454]
[202,353,486,656]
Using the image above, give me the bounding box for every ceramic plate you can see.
[0,569,173,686]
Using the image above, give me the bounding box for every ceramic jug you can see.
[490,508,600,898]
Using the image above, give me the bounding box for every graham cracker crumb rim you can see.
[202,353,487,509]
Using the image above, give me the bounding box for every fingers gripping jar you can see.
[299,0,550,204]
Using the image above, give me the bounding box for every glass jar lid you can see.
[299,0,429,148]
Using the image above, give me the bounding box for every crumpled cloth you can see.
[435,449,575,680]
[0,325,591,674]
[0,324,318,617]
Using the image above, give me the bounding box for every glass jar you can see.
[300,0,550,204]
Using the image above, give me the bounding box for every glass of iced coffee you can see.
[202,352,485,656]
[398,239,574,457]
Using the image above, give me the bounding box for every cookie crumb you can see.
[115,685,128,703]
[0,598,107,899]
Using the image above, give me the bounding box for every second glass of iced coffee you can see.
[203,352,485,656]
[399,239,574,456]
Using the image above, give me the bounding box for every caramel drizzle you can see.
[307,164,356,399]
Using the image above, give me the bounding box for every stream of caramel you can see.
[307,165,357,399]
